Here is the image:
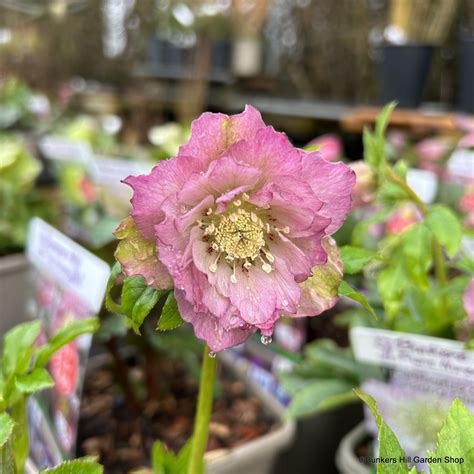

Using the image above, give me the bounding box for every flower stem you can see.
[188,345,217,474]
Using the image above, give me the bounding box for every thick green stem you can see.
[187,345,217,474]
[11,397,28,474]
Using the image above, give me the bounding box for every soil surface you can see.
[77,353,278,473]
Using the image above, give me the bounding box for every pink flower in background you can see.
[121,106,355,351]
[464,279,474,323]
[387,130,407,153]
[349,160,376,207]
[415,138,451,176]
[459,186,474,213]
[386,204,421,235]
[458,133,474,150]
[305,134,343,162]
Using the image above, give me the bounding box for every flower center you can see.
[198,195,290,282]
[214,210,265,260]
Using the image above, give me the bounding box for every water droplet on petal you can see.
[261,335,272,345]
[208,351,217,358]
[282,299,288,306]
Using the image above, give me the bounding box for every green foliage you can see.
[279,339,382,419]
[425,205,462,259]
[0,319,99,472]
[149,439,193,474]
[121,276,161,333]
[40,456,104,474]
[355,390,411,474]
[157,294,184,331]
[338,280,377,318]
[340,246,377,274]
[0,134,55,253]
[356,392,474,474]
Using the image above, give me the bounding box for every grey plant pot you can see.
[0,253,30,338]
[335,422,370,474]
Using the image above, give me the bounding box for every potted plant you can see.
[0,134,56,336]
[379,0,459,107]
[103,104,356,473]
[279,104,473,471]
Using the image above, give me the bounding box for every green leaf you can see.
[14,368,54,394]
[304,339,359,379]
[355,389,410,474]
[151,440,175,474]
[375,102,396,140]
[363,127,380,168]
[428,399,474,474]
[426,205,463,258]
[176,439,193,474]
[105,261,123,314]
[0,413,14,448]
[2,320,41,377]
[340,246,376,274]
[338,280,377,318]
[157,293,184,331]
[35,318,99,368]
[288,379,355,418]
[40,456,103,473]
[121,276,160,333]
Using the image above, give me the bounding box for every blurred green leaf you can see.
[35,318,99,368]
[2,320,41,377]
[426,205,463,258]
[355,389,410,473]
[40,456,103,474]
[340,246,376,274]
[105,261,123,314]
[288,380,356,418]
[428,400,474,473]
[0,413,13,448]
[338,280,377,318]
[14,368,53,394]
[157,293,184,331]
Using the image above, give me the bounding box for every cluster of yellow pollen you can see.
[198,195,289,283]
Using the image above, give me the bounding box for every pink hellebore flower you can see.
[349,160,376,208]
[305,134,343,162]
[458,133,474,150]
[118,106,355,351]
[464,279,474,323]
[414,137,450,176]
[386,204,421,235]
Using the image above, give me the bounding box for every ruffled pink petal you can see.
[294,237,343,317]
[302,152,355,234]
[178,105,266,167]
[124,155,200,240]
[225,126,303,185]
[227,262,300,327]
[175,290,254,352]
[178,156,261,205]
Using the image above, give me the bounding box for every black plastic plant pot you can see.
[458,36,474,113]
[380,44,435,108]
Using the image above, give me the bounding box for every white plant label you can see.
[407,168,438,204]
[90,154,152,185]
[350,327,474,380]
[26,218,109,312]
[39,135,92,163]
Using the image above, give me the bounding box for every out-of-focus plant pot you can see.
[379,44,435,108]
[335,422,370,474]
[0,253,30,337]
[207,353,296,474]
[273,402,364,474]
[458,36,474,113]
